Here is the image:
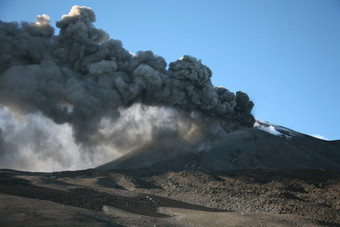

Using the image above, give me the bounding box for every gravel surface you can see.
[0,168,339,226]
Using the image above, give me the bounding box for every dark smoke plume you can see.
[0,6,254,171]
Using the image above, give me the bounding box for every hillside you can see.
[98,122,340,171]
[1,168,339,226]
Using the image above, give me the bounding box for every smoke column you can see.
[0,6,254,171]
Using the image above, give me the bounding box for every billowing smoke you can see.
[0,6,254,171]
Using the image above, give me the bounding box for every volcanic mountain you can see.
[1,5,339,174]
[97,120,340,171]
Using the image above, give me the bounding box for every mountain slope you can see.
[97,122,340,171]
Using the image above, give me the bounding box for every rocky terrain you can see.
[1,122,339,226]
[1,168,339,226]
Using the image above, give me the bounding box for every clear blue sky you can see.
[1,0,339,140]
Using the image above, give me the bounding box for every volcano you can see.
[97,120,340,171]
[2,5,338,174]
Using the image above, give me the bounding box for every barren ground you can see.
[0,169,339,226]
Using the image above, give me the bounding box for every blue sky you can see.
[1,0,339,140]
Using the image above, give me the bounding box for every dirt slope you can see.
[98,127,340,171]
[1,169,339,226]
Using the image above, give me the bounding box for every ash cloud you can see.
[0,6,254,171]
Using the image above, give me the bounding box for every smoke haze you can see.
[0,6,254,171]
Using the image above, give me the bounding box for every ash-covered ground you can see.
[0,168,339,226]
